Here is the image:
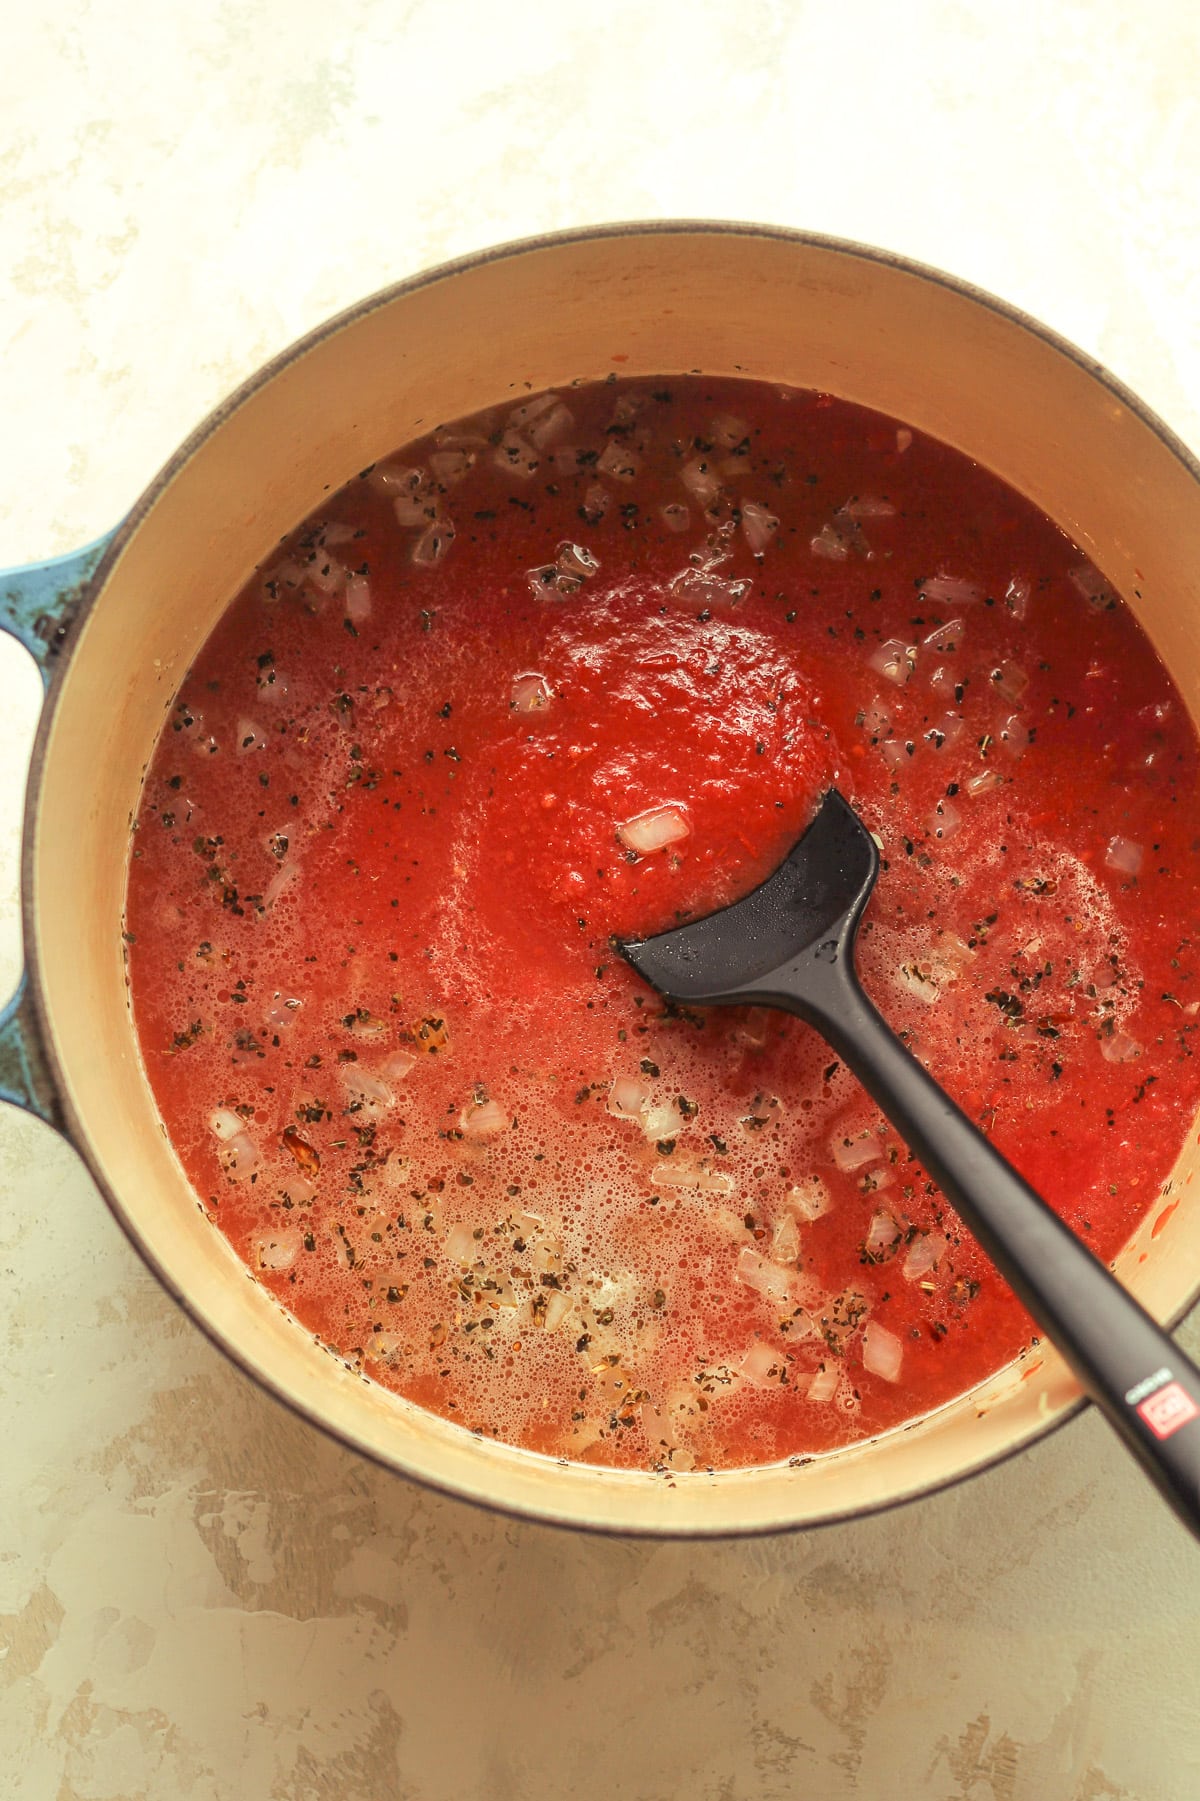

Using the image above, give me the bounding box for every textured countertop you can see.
[3,5,1200,1796]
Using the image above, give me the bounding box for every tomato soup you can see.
[124,377,1200,1472]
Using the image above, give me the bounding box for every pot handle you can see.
[0,532,117,1127]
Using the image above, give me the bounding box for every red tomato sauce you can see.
[124,377,1200,1471]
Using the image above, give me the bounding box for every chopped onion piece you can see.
[507,392,561,431]
[860,701,890,739]
[862,1320,903,1382]
[219,1131,260,1179]
[1101,1030,1142,1063]
[771,1213,801,1265]
[902,1231,947,1280]
[597,439,641,482]
[1004,574,1031,619]
[880,739,911,771]
[412,521,455,567]
[527,403,575,449]
[831,1128,879,1172]
[661,502,690,533]
[617,805,690,856]
[511,672,553,713]
[810,522,849,561]
[923,618,965,655]
[740,501,779,555]
[428,448,475,484]
[644,1103,678,1141]
[652,1163,734,1194]
[236,718,269,754]
[788,1177,832,1221]
[808,1363,840,1403]
[344,575,371,623]
[342,1068,394,1110]
[608,1075,650,1120]
[868,639,915,686]
[305,551,346,595]
[736,1247,793,1302]
[990,661,1028,703]
[541,1290,573,1332]
[380,1048,416,1082]
[681,458,722,508]
[262,860,299,911]
[1105,835,1143,878]
[445,1222,478,1265]
[965,767,1004,796]
[863,1211,902,1262]
[669,567,749,607]
[580,482,609,523]
[255,1231,300,1272]
[493,432,539,480]
[528,540,601,598]
[370,461,424,498]
[1000,714,1030,755]
[265,995,301,1030]
[840,495,896,519]
[927,799,962,841]
[710,413,749,448]
[920,573,983,605]
[460,1097,509,1139]
[895,960,941,1006]
[1069,561,1118,611]
[895,428,913,454]
[740,1341,786,1387]
[208,1107,244,1142]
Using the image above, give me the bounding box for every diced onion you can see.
[511,672,553,713]
[740,1341,786,1386]
[218,1131,260,1179]
[831,1128,879,1172]
[1069,562,1118,610]
[862,1320,903,1382]
[208,1107,244,1142]
[493,432,539,480]
[527,403,575,450]
[788,1177,832,1221]
[580,482,609,523]
[445,1222,478,1265]
[643,1103,678,1140]
[428,448,475,484]
[661,502,690,533]
[860,701,890,739]
[1000,715,1030,755]
[863,1211,902,1261]
[412,521,455,567]
[617,805,690,856]
[927,799,962,842]
[902,1231,947,1280]
[810,523,849,561]
[370,461,424,499]
[771,1213,801,1265]
[923,618,964,655]
[808,1363,840,1402]
[710,413,749,448]
[895,428,913,453]
[965,767,1004,796]
[990,661,1028,703]
[652,1163,734,1193]
[254,1231,300,1272]
[868,639,915,686]
[1005,575,1031,620]
[460,1097,509,1139]
[1101,1030,1143,1063]
[342,1068,394,1110]
[920,573,983,605]
[735,1247,793,1302]
[305,551,346,596]
[680,458,721,508]
[266,995,301,1030]
[380,1049,416,1082]
[262,861,300,911]
[1104,835,1143,878]
[236,718,269,754]
[880,739,911,771]
[895,960,941,1006]
[344,575,372,623]
[669,567,749,607]
[740,501,779,555]
[541,1289,573,1332]
[608,1075,650,1120]
[507,392,561,430]
[597,439,641,482]
[840,495,896,519]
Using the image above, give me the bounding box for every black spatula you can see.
[617,788,1200,1538]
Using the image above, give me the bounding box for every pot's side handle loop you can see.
[1,532,118,1131]
[1,532,115,688]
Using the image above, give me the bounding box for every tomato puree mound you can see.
[124,377,1200,1473]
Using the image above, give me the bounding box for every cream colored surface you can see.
[3,3,1200,1796]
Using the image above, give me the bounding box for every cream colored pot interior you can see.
[29,227,1200,1533]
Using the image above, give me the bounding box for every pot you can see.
[3,222,1200,1536]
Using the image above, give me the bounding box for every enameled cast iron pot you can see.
[4,223,1200,1535]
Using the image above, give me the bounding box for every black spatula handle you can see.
[784,954,1200,1537]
